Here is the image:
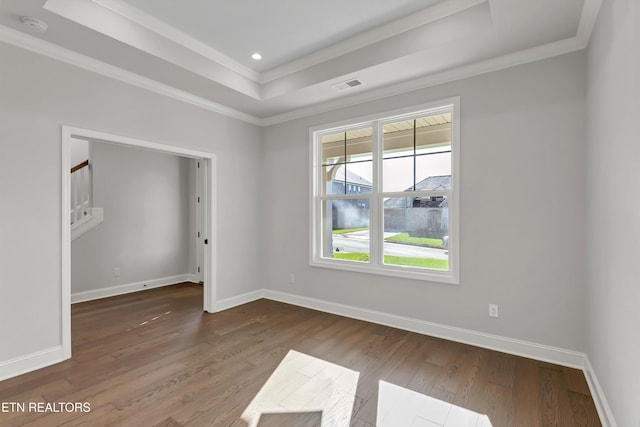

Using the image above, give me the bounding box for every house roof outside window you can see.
[333,167,372,188]
[384,175,451,208]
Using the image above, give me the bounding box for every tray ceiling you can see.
[0,0,601,125]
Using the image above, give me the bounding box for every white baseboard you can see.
[9,285,611,426]
[212,289,264,312]
[71,273,191,303]
[583,356,617,427]
[262,290,586,368]
[186,274,200,284]
[0,346,65,382]
[259,290,616,426]
[211,287,614,426]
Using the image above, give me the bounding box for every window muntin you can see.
[321,127,373,196]
[311,100,459,283]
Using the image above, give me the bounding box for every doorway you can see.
[61,126,217,359]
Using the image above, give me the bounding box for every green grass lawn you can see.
[333,252,370,261]
[384,255,448,270]
[333,252,448,270]
[332,227,368,234]
[384,233,445,249]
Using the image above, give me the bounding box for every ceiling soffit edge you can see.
[1,0,602,127]
[259,2,492,101]
[0,24,592,127]
[0,24,262,125]
[89,0,260,81]
[261,37,587,126]
[576,0,602,45]
[44,0,262,99]
[258,0,488,83]
[44,0,489,87]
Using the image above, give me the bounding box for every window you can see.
[310,98,459,283]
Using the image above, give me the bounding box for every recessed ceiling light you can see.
[20,16,48,34]
[251,53,262,61]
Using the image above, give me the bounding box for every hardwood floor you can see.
[0,283,601,426]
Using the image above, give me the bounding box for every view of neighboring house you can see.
[384,175,450,239]
[329,166,372,195]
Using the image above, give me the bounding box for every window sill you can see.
[310,258,459,284]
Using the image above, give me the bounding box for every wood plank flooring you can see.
[0,283,601,426]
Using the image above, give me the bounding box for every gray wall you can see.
[69,138,89,167]
[71,142,192,293]
[263,52,587,351]
[0,41,264,362]
[586,0,640,425]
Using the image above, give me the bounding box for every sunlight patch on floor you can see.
[377,381,493,427]
[242,350,493,427]
[241,350,359,427]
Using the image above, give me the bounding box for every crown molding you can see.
[259,0,488,84]
[0,24,262,125]
[1,0,602,128]
[90,0,261,82]
[67,0,491,87]
[0,23,589,128]
[260,0,601,125]
[261,36,586,126]
[576,0,603,45]
[90,0,490,86]
[43,0,261,99]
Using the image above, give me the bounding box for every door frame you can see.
[196,159,205,284]
[61,126,217,359]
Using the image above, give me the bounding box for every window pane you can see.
[322,127,373,166]
[415,152,451,190]
[383,120,414,159]
[346,128,373,158]
[415,113,451,152]
[383,113,452,192]
[323,163,373,195]
[322,199,370,263]
[383,119,416,192]
[346,162,372,194]
[323,164,344,195]
[382,196,449,270]
[383,156,414,192]
[321,132,345,166]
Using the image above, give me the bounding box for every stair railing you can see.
[70,160,91,225]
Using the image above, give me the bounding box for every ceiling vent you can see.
[331,79,363,91]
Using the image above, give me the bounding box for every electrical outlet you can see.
[489,304,499,318]
[113,267,120,277]
[288,273,295,284]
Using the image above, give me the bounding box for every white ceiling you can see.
[0,0,601,125]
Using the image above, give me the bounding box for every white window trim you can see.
[309,97,460,284]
